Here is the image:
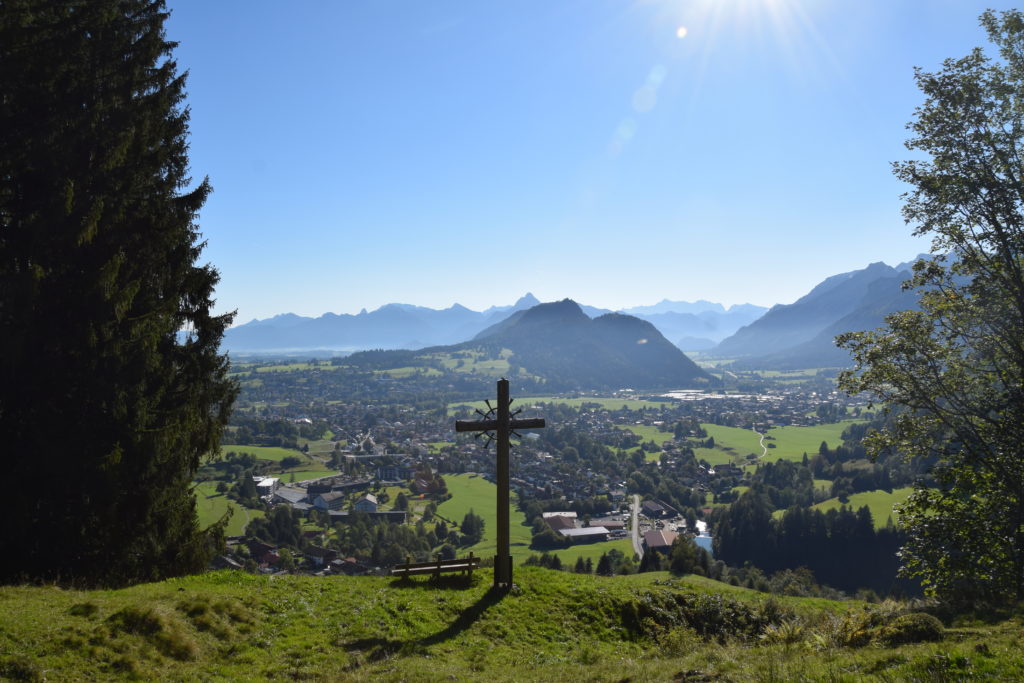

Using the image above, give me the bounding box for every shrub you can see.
[876,613,944,647]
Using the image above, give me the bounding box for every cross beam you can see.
[455,378,544,588]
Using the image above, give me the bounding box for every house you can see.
[643,529,678,553]
[304,545,338,568]
[559,527,610,544]
[273,487,307,505]
[544,515,576,533]
[254,476,279,497]
[590,517,626,531]
[330,557,375,576]
[313,491,346,511]
[641,500,667,518]
[375,461,414,482]
[354,493,378,513]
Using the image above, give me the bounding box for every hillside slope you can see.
[1,568,1018,681]
[467,299,716,390]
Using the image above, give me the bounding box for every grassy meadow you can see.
[193,482,263,537]
[217,445,303,462]
[437,473,634,566]
[2,567,1021,681]
[762,420,860,462]
[812,487,915,529]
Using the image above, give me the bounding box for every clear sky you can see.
[165,0,1018,323]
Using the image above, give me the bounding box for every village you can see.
[207,376,864,578]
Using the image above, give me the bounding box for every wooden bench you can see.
[391,552,480,579]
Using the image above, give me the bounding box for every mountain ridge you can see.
[223,294,766,353]
[347,299,717,391]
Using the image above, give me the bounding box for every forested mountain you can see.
[471,300,715,389]
[713,259,925,369]
[345,299,716,391]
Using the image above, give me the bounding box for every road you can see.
[631,494,644,559]
[751,426,768,459]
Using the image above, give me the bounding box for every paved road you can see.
[631,494,644,559]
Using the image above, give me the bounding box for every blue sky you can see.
[166,1,1017,323]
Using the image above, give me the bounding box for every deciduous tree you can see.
[839,10,1024,606]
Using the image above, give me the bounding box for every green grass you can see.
[691,423,764,466]
[536,538,637,566]
[285,468,339,483]
[761,420,862,462]
[377,366,443,378]
[218,445,305,463]
[812,487,915,529]
[614,424,673,461]
[436,474,533,562]
[437,474,630,563]
[2,567,1021,681]
[251,361,340,373]
[193,482,263,536]
[299,438,336,456]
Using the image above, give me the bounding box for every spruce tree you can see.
[0,1,237,585]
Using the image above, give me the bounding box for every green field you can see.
[285,469,338,483]
[540,537,637,566]
[812,487,914,529]
[193,482,263,536]
[762,420,860,462]
[218,445,305,462]
[377,366,443,378]
[690,421,862,467]
[299,438,336,457]
[437,473,631,563]
[614,424,674,461]
[436,473,533,562]
[250,361,340,373]
[691,423,764,466]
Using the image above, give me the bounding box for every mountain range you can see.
[223,294,767,353]
[712,257,928,369]
[345,299,716,391]
[223,256,929,371]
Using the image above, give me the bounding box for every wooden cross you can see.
[455,378,545,589]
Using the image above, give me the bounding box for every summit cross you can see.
[455,378,545,589]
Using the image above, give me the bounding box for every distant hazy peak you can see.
[514,292,540,308]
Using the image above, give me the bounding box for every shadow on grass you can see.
[342,583,507,666]
[387,573,481,591]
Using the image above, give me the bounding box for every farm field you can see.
[812,487,914,529]
[437,473,632,565]
[762,420,861,462]
[193,481,263,536]
[377,366,443,378]
[542,537,636,566]
[285,468,339,483]
[436,473,533,562]
[218,445,304,462]
[692,423,764,466]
